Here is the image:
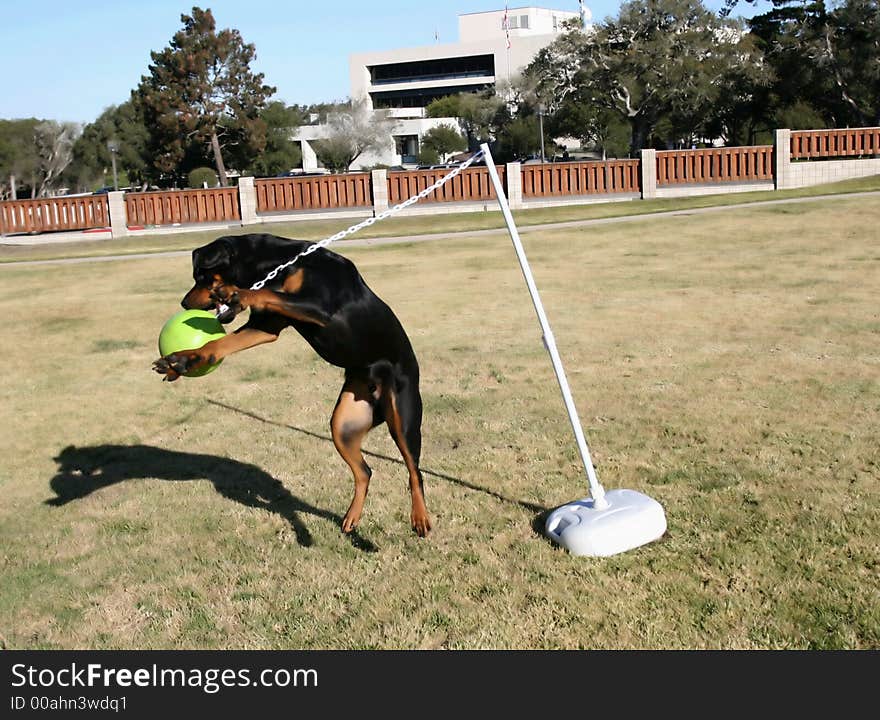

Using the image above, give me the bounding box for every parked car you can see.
[276,169,331,178]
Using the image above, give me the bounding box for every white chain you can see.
[249,150,486,290]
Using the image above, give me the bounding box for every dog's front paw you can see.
[411,508,432,537]
[210,284,248,311]
[152,351,212,381]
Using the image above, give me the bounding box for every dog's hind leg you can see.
[330,376,379,533]
[381,378,431,537]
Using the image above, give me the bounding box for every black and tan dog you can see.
[153,233,431,536]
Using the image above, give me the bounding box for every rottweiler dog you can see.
[152,233,431,537]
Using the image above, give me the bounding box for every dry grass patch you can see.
[0,195,877,649]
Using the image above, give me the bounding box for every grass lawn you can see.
[0,193,877,649]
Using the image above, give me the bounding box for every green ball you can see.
[157,309,226,377]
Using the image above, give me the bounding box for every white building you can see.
[294,6,590,171]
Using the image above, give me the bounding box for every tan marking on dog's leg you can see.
[198,326,279,363]
[331,379,376,533]
[281,268,305,294]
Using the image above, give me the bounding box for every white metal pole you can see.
[480,143,608,509]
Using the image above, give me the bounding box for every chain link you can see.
[249,149,486,290]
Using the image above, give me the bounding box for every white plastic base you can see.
[545,489,667,557]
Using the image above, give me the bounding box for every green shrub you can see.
[188,167,218,189]
[417,147,441,165]
[421,124,467,162]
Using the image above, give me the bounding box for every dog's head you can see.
[182,237,241,324]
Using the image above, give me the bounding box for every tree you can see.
[700,32,775,146]
[823,0,880,126]
[133,6,275,186]
[311,99,395,172]
[418,123,467,164]
[426,91,505,150]
[492,116,548,161]
[525,0,764,154]
[509,67,630,158]
[34,121,79,197]
[747,1,834,128]
[248,101,304,176]
[63,102,150,193]
[748,0,880,129]
[0,118,40,199]
[550,100,631,158]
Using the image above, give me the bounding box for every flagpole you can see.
[503,4,511,92]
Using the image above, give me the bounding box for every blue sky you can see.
[0,0,771,124]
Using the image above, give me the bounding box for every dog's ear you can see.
[192,237,237,278]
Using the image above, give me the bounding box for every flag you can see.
[502,4,511,49]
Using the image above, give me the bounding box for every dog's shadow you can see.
[46,444,377,552]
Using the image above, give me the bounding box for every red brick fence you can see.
[2,126,878,238]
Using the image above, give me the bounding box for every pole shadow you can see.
[46,444,377,552]
[206,398,548,519]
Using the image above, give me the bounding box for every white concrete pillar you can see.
[371,168,388,214]
[108,191,128,238]
[640,149,657,199]
[774,129,792,190]
[238,176,258,225]
[301,140,318,171]
[506,162,523,209]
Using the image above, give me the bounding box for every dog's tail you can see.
[369,356,418,395]
[369,359,397,394]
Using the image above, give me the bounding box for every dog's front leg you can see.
[211,283,329,326]
[152,326,278,381]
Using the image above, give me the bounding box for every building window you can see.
[369,54,494,85]
[371,83,493,109]
[520,15,529,29]
[394,135,419,164]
